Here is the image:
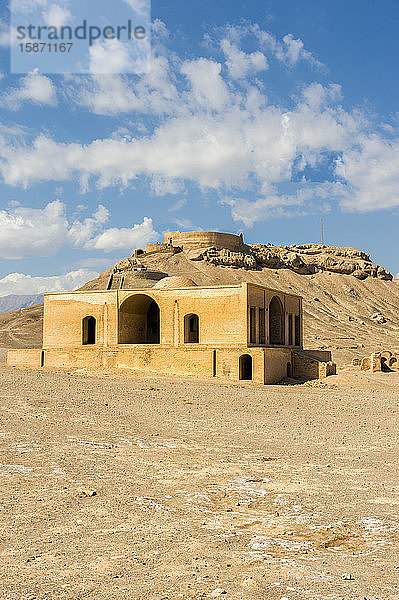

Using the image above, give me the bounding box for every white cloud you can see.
[0,269,98,297]
[78,74,138,115]
[1,70,57,110]
[89,39,138,75]
[122,0,149,16]
[85,217,158,252]
[68,204,109,247]
[181,58,229,111]
[42,4,71,28]
[10,0,50,15]
[150,176,184,196]
[168,198,187,212]
[223,184,334,227]
[282,34,322,68]
[221,39,268,79]
[336,135,399,211]
[75,53,178,116]
[2,21,399,223]
[252,25,323,68]
[0,83,360,193]
[0,19,22,49]
[0,200,67,259]
[0,200,157,258]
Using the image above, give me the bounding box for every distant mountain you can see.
[0,294,44,313]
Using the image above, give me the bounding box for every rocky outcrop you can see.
[188,243,392,280]
[188,247,257,270]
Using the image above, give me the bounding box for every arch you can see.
[82,316,96,345]
[118,294,160,344]
[269,296,285,345]
[184,313,199,343]
[381,356,394,372]
[239,354,253,380]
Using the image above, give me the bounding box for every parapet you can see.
[164,230,244,252]
[145,242,181,254]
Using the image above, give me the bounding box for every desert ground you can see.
[0,358,398,599]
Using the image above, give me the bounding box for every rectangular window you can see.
[288,314,293,346]
[259,308,265,344]
[250,307,257,344]
[295,315,301,346]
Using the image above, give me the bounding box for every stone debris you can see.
[370,312,387,324]
[209,589,227,598]
[76,487,97,498]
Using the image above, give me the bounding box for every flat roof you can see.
[44,281,302,300]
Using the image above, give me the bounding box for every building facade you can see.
[8,280,335,383]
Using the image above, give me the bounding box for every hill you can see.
[0,303,43,349]
[1,241,399,367]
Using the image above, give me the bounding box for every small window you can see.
[184,314,199,343]
[82,316,96,345]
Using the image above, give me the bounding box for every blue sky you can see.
[0,0,399,295]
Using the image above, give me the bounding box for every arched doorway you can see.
[269,296,284,345]
[119,295,160,344]
[239,354,253,380]
[184,314,199,343]
[82,316,96,345]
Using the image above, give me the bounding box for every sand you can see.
[0,363,398,599]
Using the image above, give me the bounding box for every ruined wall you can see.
[8,345,266,383]
[8,345,333,382]
[145,243,180,254]
[293,351,336,379]
[7,349,43,368]
[164,231,244,252]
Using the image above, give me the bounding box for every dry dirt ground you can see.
[0,362,398,600]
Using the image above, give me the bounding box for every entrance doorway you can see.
[239,354,253,380]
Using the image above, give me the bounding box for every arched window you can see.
[269,296,285,345]
[239,354,253,380]
[82,316,96,345]
[184,314,199,343]
[118,294,160,344]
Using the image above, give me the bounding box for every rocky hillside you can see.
[187,243,392,280]
[0,303,43,349]
[1,242,399,368]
